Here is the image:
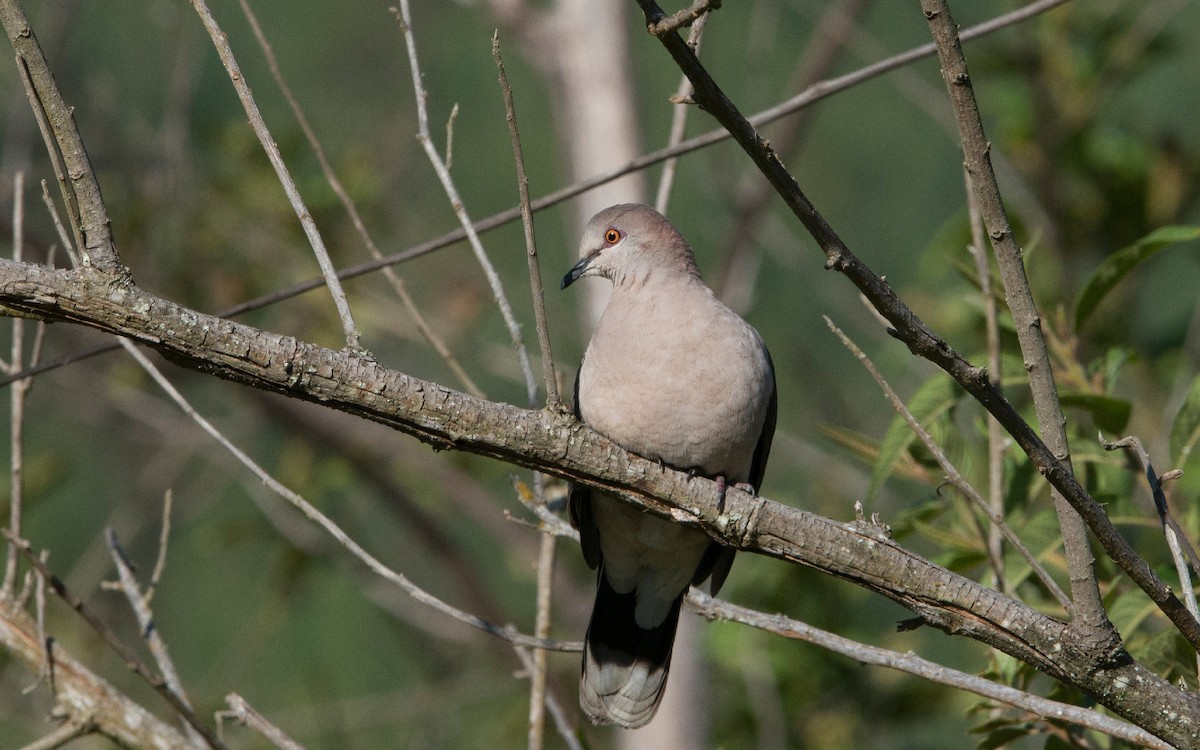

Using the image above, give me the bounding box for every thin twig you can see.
[394,1,538,406]
[218,693,306,750]
[494,33,558,408]
[104,527,203,745]
[234,0,483,396]
[687,591,1175,750]
[147,488,174,601]
[512,646,585,750]
[0,0,1077,390]
[5,534,228,750]
[510,477,559,750]
[646,0,721,37]
[39,179,78,265]
[527,533,557,750]
[654,10,709,214]
[1,174,48,599]
[920,0,1104,628]
[28,549,48,689]
[16,718,95,750]
[964,167,1007,593]
[1098,438,1200,574]
[509,477,576,540]
[13,55,81,261]
[826,317,1070,610]
[444,103,459,172]
[492,34,561,750]
[115,339,577,653]
[188,0,361,350]
[3,170,26,596]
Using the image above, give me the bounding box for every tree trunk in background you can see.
[549,0,645,327]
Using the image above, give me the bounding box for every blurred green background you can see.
[1,1,1199,747]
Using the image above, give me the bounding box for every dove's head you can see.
[562,204,700,290]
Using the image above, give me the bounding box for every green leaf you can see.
[1170,376,1200,467]
[1002,508,1063,592]
[1106,588,1160,636]
[867,375,962,503]
[1058,392,1131,433]
[1074,224,1200,330]
[976,725,1033,749]
[1043,735,1074,750]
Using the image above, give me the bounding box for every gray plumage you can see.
[562,204,777,729]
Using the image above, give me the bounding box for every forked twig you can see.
[394,1,538,405]
[654,9,709,214]
[646,0,721,37]
[218,693,306,750]
[103,526,203,745]
[234,0,482,397]
[6,533,227,750]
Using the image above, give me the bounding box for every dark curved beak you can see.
[561,253,596,290]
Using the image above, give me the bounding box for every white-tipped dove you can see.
[561,203,777,729]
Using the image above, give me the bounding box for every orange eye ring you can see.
[603,228,622,245]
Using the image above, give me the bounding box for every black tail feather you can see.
[580,569,684,727]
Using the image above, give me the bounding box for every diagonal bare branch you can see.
[494,33,558,409]
[218,694,306,750]
[629,0,1199,655]
[188,0,362,350]
[0,0,121,274]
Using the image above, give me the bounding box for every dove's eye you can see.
[604,228,622,245]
